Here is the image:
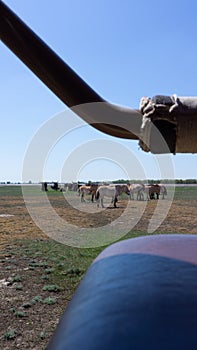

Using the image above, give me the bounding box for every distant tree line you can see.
[111,179,197,184]
[174,179,197,184]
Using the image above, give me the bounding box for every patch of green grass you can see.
[9,307,16,313]
[42,297,57,305]
[42,284,61,292]
[0,185,22,197]
[41,274,49,280]
[7,238,103,291]
[174,186,197,200]
[65,268,84,277]
[15,283,23,290]
[45,268,55,274]
[3,329,17,340]
[32,295,43,303]
[14,310,25,318]
[29,261,49,268]
[1,228,177,305]
[12,275,22,282]
[39,331,47,340]
[22,302,32,309]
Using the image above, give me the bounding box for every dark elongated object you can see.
[1,1,197,153]
[0,2,103,107]
[0,0,140,140]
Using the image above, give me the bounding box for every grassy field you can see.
[0,184,196,349]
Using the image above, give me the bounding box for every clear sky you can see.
[1,0,197,183]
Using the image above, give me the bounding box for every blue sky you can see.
[1,0,197,183]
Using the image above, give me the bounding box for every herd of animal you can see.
[77,183,167,208]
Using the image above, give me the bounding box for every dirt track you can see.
[0,192,197,247]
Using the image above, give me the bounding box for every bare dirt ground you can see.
[0,190,197,349]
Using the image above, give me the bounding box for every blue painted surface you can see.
[47,253,197,349]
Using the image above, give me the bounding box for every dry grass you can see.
[0,185,196,349]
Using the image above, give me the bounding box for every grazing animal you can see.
[129,183,145,201]
[78,184,98,202]
[143,185,151,200]
[143,184,161,200]
[67,182,79,191]
[149,185,160,200]
[96,184,130,208]
[158,184,167,199]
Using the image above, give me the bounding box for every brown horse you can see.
[78,184,98,202]
[143,184,161,200]
[149,184,161,200]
